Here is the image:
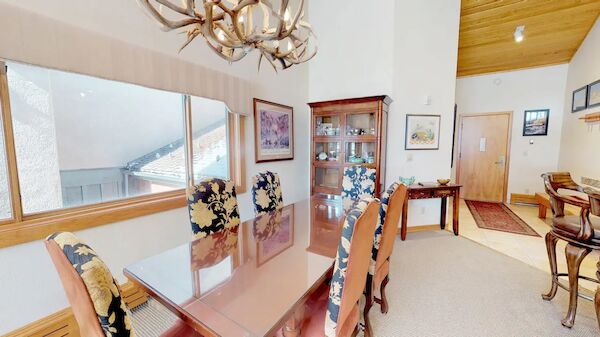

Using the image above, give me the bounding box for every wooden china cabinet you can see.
[308,96,392,197]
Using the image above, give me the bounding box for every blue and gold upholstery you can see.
[369,182,401,276]
[325,198,373,336]
[46,232,134,337]
[251,171,283,216]
[341,166,376,209]
[187,178,240,239]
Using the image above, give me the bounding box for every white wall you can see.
[456,65,569,198]
[559,18,600,183]
[309,0,461,226]
[0,1,310,333]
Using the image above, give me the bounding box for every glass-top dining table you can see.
[124,195,349,337]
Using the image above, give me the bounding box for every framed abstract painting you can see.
[253,98,294,163]
[405,114,441,150]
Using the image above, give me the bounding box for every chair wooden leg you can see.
[595,260,600,331]
[562,244,591,328]
[542,232,559,301]
[380,276,390,314]
[363,276,374,337]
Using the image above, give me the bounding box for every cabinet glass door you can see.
[315,115,340,136]
[345,112,375,136]
[314,167,341,192]
[345,142,376,164]
[314,142,341,162]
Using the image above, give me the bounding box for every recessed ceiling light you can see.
[514,25,525,43]
[79,92,86,98]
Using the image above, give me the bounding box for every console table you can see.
[400,184,462,241]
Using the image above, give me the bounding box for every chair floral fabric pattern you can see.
[341,166,376,209]
[369,182,401,275]
[187,178,240,239]
[252,171,283,216]
[325,198,372,337]
[46,232,134,337]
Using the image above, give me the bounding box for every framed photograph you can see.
[405,114,441,150]
[523,109,549,136]
[572,85,588,112]
[587,80,600,109]
[253,98,294,163]
[255,205,294,267]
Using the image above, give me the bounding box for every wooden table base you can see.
[400,184,462,241]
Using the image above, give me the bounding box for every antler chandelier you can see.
[137,0,317,71]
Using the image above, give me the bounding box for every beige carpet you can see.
[370,231,598,337]
[132,231,599,336]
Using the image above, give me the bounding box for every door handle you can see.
[495,156,505,165]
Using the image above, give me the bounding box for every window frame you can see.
[0,60,246,248]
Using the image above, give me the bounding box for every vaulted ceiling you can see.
[458,0,600,77]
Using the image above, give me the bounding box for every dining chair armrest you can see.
[585,187,600,217]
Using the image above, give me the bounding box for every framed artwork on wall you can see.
[253,98,294,163]
[523,109,549,136]
[572,85,588,112]
[587,80,600,109]
[405,114,441,150]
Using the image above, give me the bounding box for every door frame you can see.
[456,111,513,203]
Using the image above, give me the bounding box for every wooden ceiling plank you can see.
[460,0,600,31]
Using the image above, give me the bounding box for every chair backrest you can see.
[45,232,134,337]
[544,172,581,192]
[370,182,408,276]
[251,171,283,216]
[325,198,380,337]
[589,190,600,217]
[341,166,376,208]
[187,178,240,239]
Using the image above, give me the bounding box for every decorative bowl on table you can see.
[437,179,451,186]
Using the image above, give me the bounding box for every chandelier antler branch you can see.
[137,0,317,71]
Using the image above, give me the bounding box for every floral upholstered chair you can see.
[362,182,408,337]
[187,178,241,239]
[341,166,376,209]
[45,232,201,337]
[252,171,283,216]
[293,198,380,337]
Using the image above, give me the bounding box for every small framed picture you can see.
[587,80,600,109]
[405,114,441,150]
[523,109,549,136]
[253,98,294,163]
[572,86,588,112]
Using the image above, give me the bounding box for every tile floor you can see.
[449,199,599,293]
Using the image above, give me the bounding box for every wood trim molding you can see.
[2,308,79,337]
[2,282,147,337]
[0,190,187,248]
[510,193,538,205]
[397,224,442,235]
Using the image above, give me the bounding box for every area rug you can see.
[465,200,540,237]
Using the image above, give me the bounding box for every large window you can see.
[0,60,245,245]
[0,109,11,220]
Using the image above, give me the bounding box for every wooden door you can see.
[458,113,511,202]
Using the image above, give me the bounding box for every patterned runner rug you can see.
[465,200,540,237]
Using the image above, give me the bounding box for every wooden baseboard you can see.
[510,193,538,205]
[2,308,79,337]
[397,224,442,235]
[2,282,146,337]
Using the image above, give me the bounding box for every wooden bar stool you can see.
[541,172,600,328]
